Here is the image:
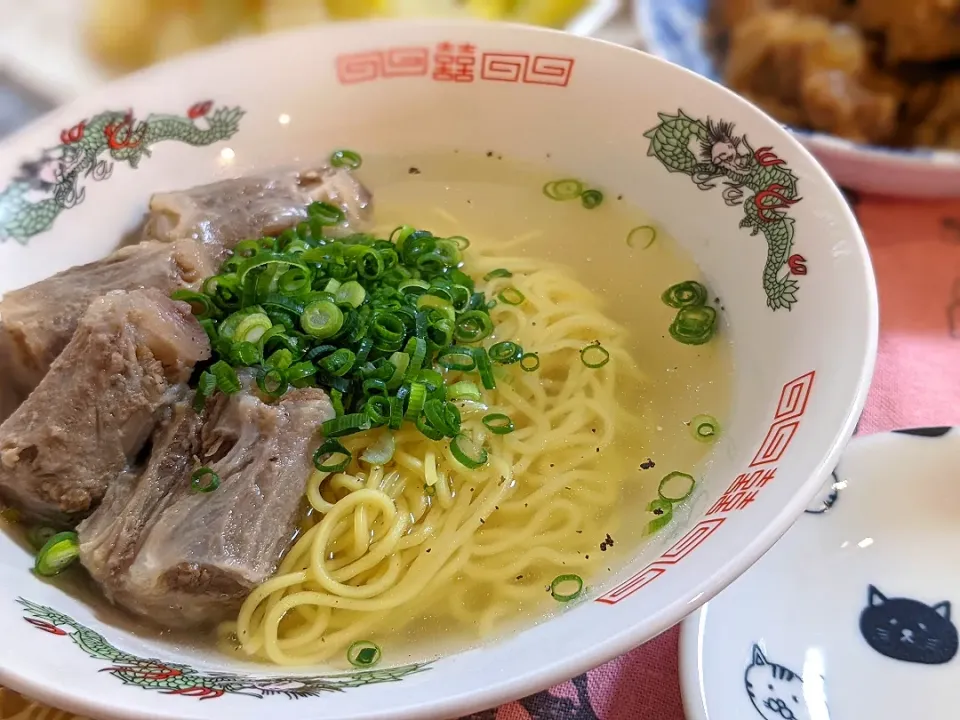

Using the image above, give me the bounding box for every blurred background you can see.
[0,0,634,140]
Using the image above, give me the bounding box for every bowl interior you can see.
[0,20,875,720]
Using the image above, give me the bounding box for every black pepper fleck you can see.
[585,554,590,559]
[426,548,432,553]
[486,151,494,157]
[617,194,623,200]
[516,575,523,580]
[640,458,656,470]
[408,166,421,175]
[652,508,664,516]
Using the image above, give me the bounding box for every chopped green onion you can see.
[488,341,523,365]
[331,149,362,169]
[581,189,603,209]
[405,382,427,420]
[580,343,610,369]
[519,352,540,372]
[347,640,381,668]
[335,281,367,308]
[26,526,56,551]
[257,367,289,398]
[543,178,584,201]
[627,225,657,250]
[437,347,478,372]
[266,348,294,371]
[301,300,344,339]
[690,414,720,442]
[231,341,261,366]
[34,531,80,577]
[360,432,396,465]
[549,573,584,602]
[323,413,372,438]
[278,268,311,295]
[447,380,481,402]
[669,305,717,345]
[483,268,513,281]
[320,348,356,377]
[307,201,345,226]
[645,497,674,535]
[313,438,351,472]
[497,287,525,306]
[454,310,494,343]
[658,472,695,503]
[474,347,496,390]
[287,361,317,388]
[448,235,470,250]
[483,413,515,434]
[171,289,216,319]
[194,371,217,412]
[191,467,221,493]
[450,433,488,469]
[661,281,708,309]
[210,360,241,394]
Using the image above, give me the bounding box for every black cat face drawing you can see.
[859,585,958,665]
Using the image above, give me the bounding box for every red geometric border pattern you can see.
[596,519,725,605]
[750,371,815,467]
[336,45,574,87]
[595,370,815,605]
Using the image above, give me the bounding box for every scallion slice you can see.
[447,381,481,402]
[437,347,478,372]
[626,225,657,250]
[483,268,513,281]
[658,472,695,503]
[497,287,525,306]
[314,438,352,472]
[171,289,216,319]
[454,310,493,343]
[661,281,708,309]
[307,201,345,226]
[690,414,720,442]
[210,361,241,394]
[331,149,363,170]
[347,640,381,668]
[474,347,496,390]
[519,352,540,372]
[34,531,80,577]
[191,467,221,493]
[645,497,675,535]
[581,189,603,209]
[669,305,717,345]
[549,574,584,602]
[301,300,344,339]
[334,280,366,308]
[543,178,584,201]
[450,433,488,469]
[489,341,523,365]
[257,367,289,398]
[323,413,372,438]
[580,343,610,369]
[483,413,515,435]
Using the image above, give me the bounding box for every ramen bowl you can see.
[0,19,876,720]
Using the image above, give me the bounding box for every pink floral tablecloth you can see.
[469,190,960,719]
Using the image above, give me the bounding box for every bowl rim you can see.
[632,0,960,168]
[0,17,879,720]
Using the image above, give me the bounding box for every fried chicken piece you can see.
[725,9,899,144]
[912,77,960,149]
[854,0,960,64]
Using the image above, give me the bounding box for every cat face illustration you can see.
[859,585,958,665]
[744,646,810,720]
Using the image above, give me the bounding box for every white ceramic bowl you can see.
[0,19,876,720]
[634,0,960,198]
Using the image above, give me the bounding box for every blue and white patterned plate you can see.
[680,428,960,720]
[634,0,960,198]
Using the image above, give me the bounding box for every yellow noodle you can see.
[224,245,645,666]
